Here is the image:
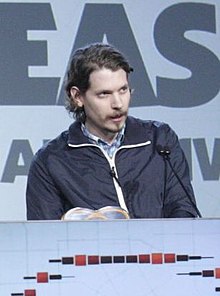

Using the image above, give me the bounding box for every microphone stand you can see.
[157,146,202,218]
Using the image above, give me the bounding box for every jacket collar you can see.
[67,116,151,146]
[123,116,152,145]
[67,121,89,145]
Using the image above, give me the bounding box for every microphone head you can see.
[156,145,171,156]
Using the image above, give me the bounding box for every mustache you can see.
[110,111,127,118]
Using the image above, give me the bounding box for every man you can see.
[26,43,200,220]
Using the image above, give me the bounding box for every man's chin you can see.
[106,124,124,135]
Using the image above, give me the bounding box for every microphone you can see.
[156,145,202,218]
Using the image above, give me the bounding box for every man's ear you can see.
[70,86,83,107]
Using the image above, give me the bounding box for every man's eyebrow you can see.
[96,89,112,93]
[121,83,129,88]
[95,83,129,93]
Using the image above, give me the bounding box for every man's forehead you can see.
[89,68,128,89]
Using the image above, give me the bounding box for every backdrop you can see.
[0,0,219,220]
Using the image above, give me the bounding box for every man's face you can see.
[79,68,131,143]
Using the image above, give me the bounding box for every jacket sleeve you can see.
[26,151,65,220]
[157,123,200,218]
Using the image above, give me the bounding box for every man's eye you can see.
[98,92,109,98]
[120,87,128,94]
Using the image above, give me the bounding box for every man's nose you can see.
[111,93,123,109]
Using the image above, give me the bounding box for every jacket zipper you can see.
[68,140,151,214]
[107,156,128,212]
[107,141,151,212]
[110,166,121,187]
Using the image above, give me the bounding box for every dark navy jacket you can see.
[26,116,198,220]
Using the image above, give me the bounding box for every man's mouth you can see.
[110,113,124,122]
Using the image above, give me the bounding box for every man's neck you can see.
[82,123,125,145]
